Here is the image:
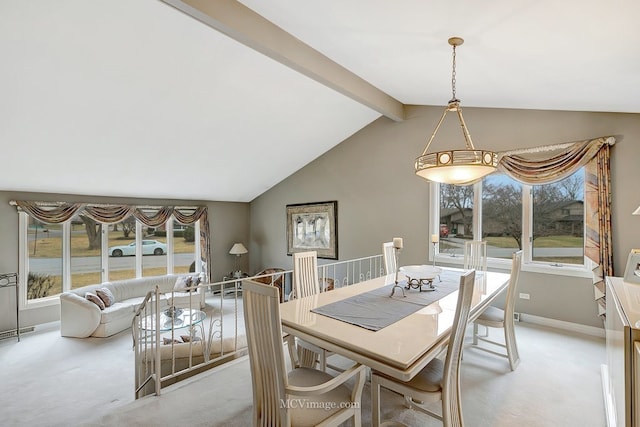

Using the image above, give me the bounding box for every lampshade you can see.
[634,206,640,215]
[229,243,248,255]
[414,37,498,186]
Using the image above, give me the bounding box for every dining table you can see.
[279,267,511,382]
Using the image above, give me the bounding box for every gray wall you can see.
[250,106,640,328]
[0,191,249,332]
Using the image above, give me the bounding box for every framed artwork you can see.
[623,249,640,284]
[286,201,338,259]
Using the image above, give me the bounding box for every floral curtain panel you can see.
[496,136,615,321]
[13,201,212,283]
[585,146,614,319]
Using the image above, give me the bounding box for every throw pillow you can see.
[85,292,105,310]
[180,335,201,343]
[163,337,182,345]
[189,276,202,292]
[95,287,115,307]
[173,276,192,292]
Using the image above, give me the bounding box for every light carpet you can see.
[0,308,606,426]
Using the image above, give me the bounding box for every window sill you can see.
[521,262,593,279]
[434,254,593,278]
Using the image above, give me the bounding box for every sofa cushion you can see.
[100,302,134,323]
[85,292,105,310]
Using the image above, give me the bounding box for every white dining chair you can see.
[472,250,523,371]
[291,251,337,371]
[242,279,367,427]
[292,250,322,299]
[463,240,487,272]
[371,270,477,427]
[382,241,397,275]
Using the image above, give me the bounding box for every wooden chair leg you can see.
[319,350,327,372]
[504,317,520,371]
[472,322,479,345]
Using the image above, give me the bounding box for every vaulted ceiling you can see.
[1,0,638,202]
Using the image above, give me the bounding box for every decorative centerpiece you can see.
[399,265,442,292]
[164,306,183,318]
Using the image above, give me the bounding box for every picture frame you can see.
[286,201,338,259]
[623,249,640,284]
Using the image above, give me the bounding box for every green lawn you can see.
[484,235,583,249]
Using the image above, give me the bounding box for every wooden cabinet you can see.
[604,276,640,427]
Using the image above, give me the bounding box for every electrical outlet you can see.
[513,312,521,322]
[519,293,530,300]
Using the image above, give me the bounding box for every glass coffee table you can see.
[140,308,206,339]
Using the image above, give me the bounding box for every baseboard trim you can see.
[520,313,605,338]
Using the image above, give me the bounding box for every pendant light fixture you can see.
[415,37,498,185]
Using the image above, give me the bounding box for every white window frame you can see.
[430,176,591,278]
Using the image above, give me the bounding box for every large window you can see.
[439,184,474,257]
[70,214,103,289]
[481,174,522,260]
[26,218,62,303]
[18,203,208,307]
[433,168,586,274]
[531,171,584,265]
[107,219,136,281]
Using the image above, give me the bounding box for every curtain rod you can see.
[499,136,615,156]
[8,200,203,209]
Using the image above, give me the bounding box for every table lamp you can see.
[229,243,248,278]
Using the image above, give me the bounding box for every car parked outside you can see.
[439,224,450,238]
[108,240,167,257]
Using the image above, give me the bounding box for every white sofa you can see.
[60,274,206,338]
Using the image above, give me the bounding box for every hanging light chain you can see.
[451,44,457,101]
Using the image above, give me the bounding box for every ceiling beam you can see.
[161,0,405,121]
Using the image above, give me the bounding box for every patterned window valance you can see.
[497,136,615,185]
[12,200,212,283]
[11,201,205,226]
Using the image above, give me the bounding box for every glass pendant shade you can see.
[416,149,498,185]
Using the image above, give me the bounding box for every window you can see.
[432,168,587,275]
[26,218,62,303]
[481,174,522,260]
[107,219,136,281]
[70,213,102,289]
[18,203,208,308]
[530,170,584,265]
[439,184,474,257]
[173,222,197,274]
